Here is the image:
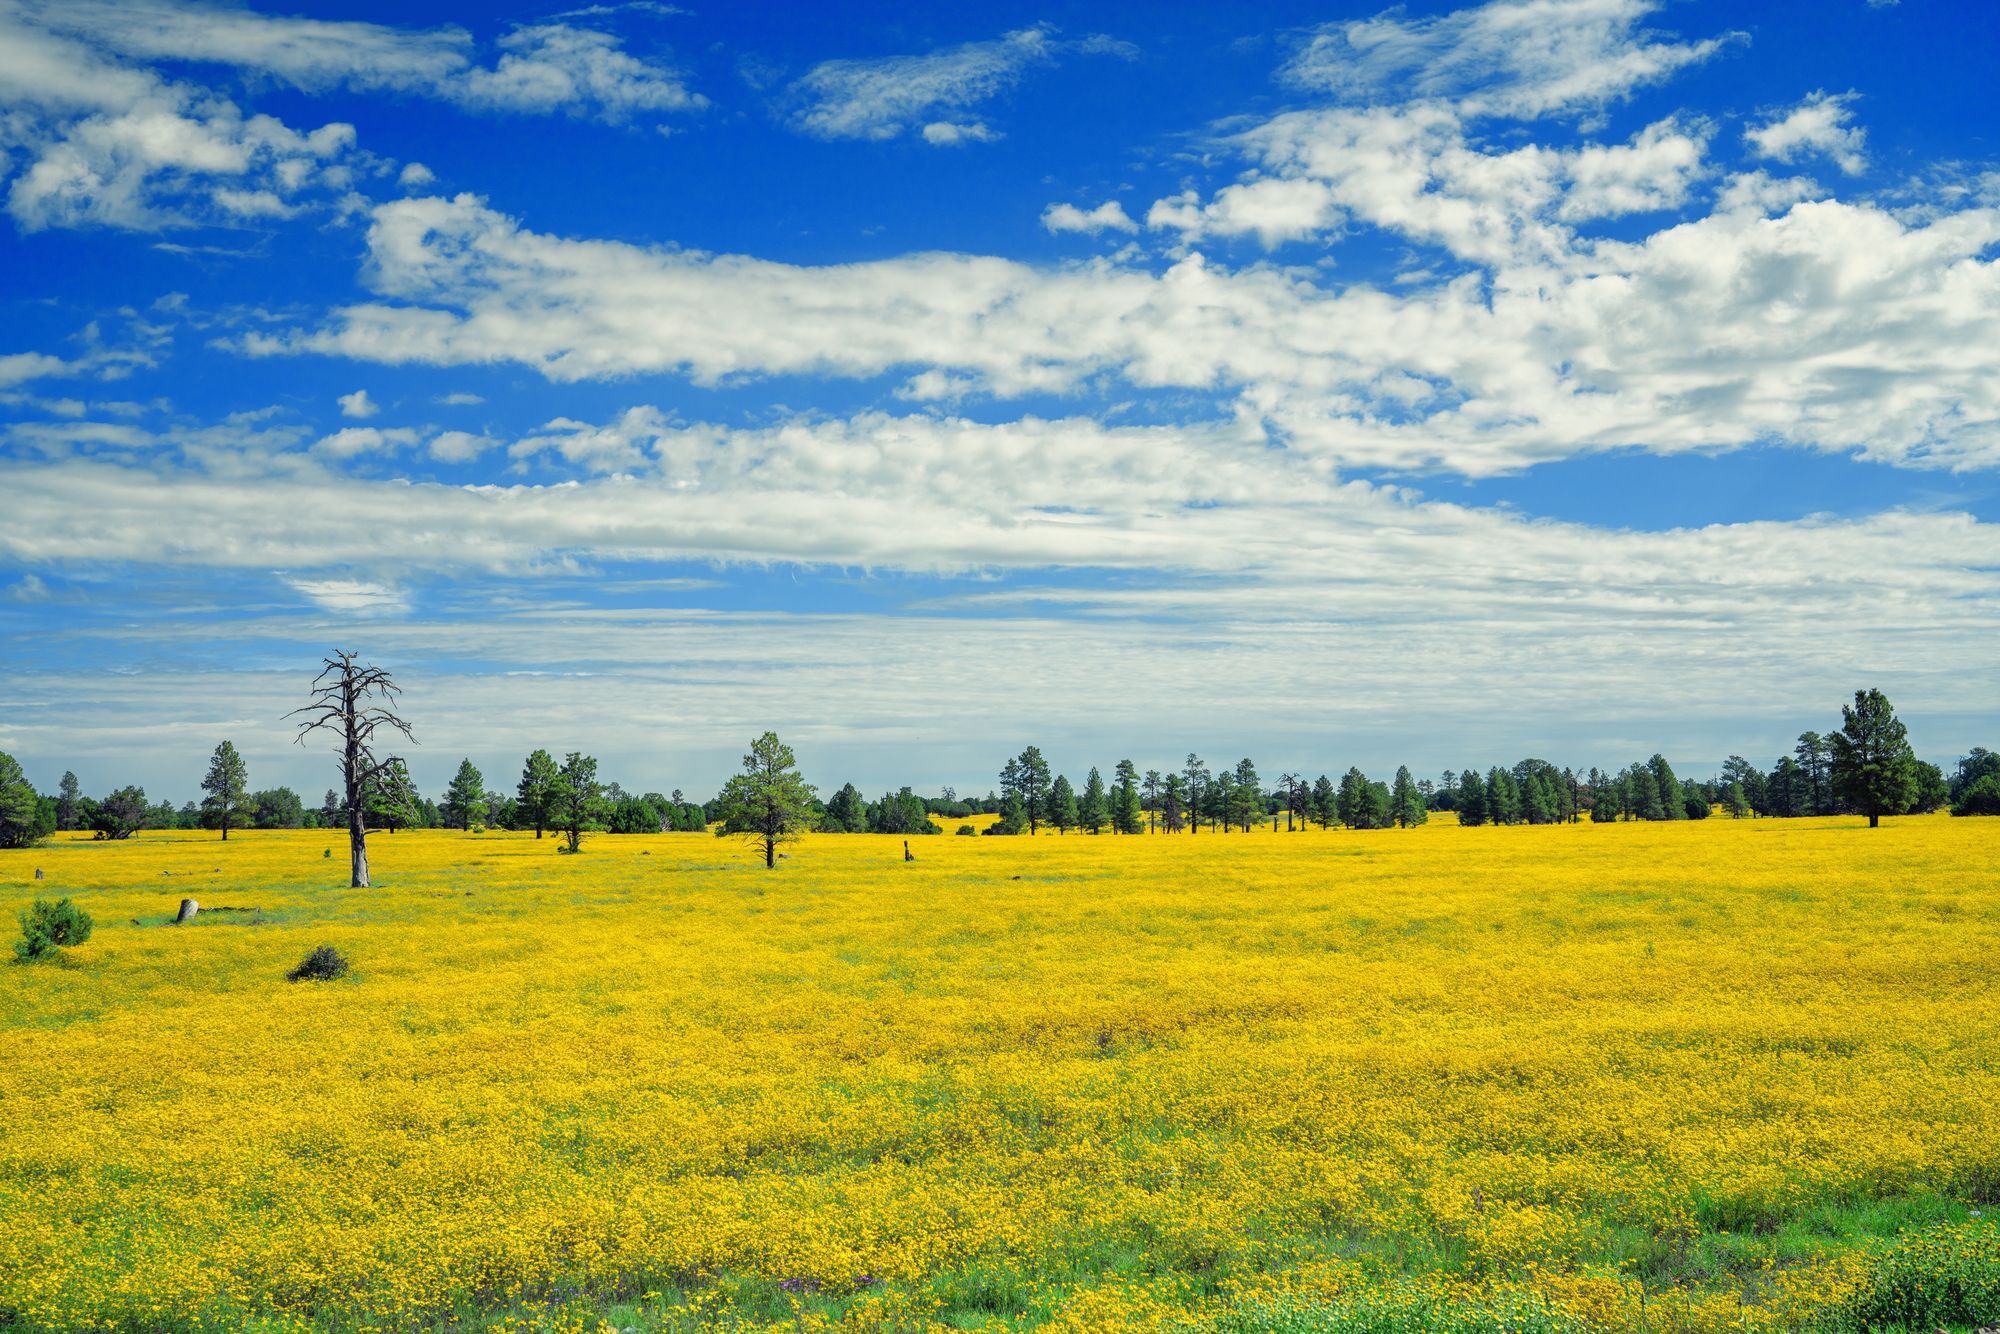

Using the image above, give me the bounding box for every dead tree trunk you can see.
[175,899,199,923]
[290,650,413,890]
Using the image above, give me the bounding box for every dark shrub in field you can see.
[16,897,93,961]
[287,945,350,982]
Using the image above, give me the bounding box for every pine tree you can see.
[516,749,560,838]
[1049,774,1079,833]
[1078,767,1107,833]
[1182,755,1208,834]
[1456,769,1487,826]
[551,752,606,854]
[1795,732,1831,815]
[1230,759,1260,831]
[715,733,817,866]
[1828,688,1919,828]
[199,740,251,841]
[825,782,867,833]
[1112,760,1144,833]
[1337,767,1369,829]
[1647,754,1683,820]
[1392,765,1427,827]
[1629,764,1664,820]
[1304,776,1336,828]
[440,758,487,830]
[56,771,81,832]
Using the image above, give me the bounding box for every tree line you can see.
[3,673,1996,865]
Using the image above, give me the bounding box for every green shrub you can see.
[16,897,93,961]
[1187,1284,1581,1334]
[956,824,977,836]
[1834,1221,2000,1331]
[1952,774,2000,817]
[287,945,351,982]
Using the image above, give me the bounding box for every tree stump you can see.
[903,840,914,862]
[33,868,42,879]
[174,898,199,924]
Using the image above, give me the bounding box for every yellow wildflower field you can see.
[1,816,1996,1333]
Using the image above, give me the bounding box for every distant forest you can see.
[3,681,1996,854]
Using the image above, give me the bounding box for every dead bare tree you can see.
[289,650,414,888]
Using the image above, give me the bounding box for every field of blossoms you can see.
[1,817,1997,1333]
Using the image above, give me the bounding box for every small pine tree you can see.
[713,733,817,866]
[1078,767,1107,833]
[1049,774,1078,834]
[442,759,488,830]
[16,897,92,961]
[199,740,252,841]
[1112,760,1144,834]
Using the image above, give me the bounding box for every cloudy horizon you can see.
[2,0,1996,803]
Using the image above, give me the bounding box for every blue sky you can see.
[1,0,1997,803]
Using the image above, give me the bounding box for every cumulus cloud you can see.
[1042,200,1138,234]
[1745,91,1868,176]
[428,429,498,463]
[921,120,998,146]
[245,190,2000,474]
[336,388,378,418]
[311,425,417,458]
[0,7,362,231]
[398,161,435,189]
[0,351,74,389]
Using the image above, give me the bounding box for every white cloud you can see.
[280,575,407,615]
[921,120,998,147]
[787,25,1124,144]
[3,412,1998,791]
[1745,91,1868,176]
[398,161,435,189]
[453,23,705,120]
[0,351,73,388]
[436,391,485,406]
[429,429,498,463]
[1281,0,1739,120]
[1042,200,1139,235]
[246,190,2000,475]
[311,425,417,458]
[0,9,364,232]
[337,388,379,418]
[7,573,49,601]
[18,2,704,123]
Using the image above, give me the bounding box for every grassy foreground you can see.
[1,817,1997,1333]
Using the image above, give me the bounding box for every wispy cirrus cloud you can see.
[16,0,705,122]
[784,23,1131,146]
[1280,0,1739,120]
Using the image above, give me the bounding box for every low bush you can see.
[956,825,977,836]
[286,944,351,982]
[1833,1220,2000,1331]
[15,897,93,961]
